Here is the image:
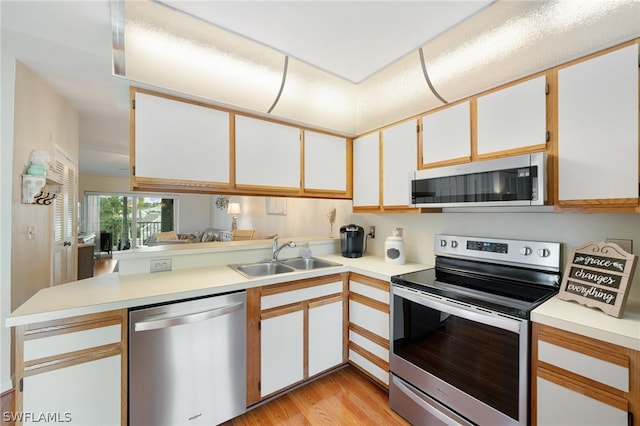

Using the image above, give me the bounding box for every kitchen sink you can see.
[229,257,342,278]
[230,262,295,278]
[281,257,342,270]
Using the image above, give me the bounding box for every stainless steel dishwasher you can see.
[129,291,246,425]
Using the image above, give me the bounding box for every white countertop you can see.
[531,296,640,351]
[6,254,431,327]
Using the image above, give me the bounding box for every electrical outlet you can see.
[369,226,375,239]
[606,238,633,254]
[150,258,172,273]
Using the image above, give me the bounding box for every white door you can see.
[52,147,77,285]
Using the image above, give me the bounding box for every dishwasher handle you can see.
[134,301,244,332]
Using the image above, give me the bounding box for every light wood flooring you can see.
[226,366,409,425]
[94,257,118,276]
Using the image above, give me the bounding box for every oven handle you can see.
[393,285,524,334]
[392,375,475,426]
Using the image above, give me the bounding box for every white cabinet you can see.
[15,310,126,426]
[308,299,344,376]
[235,115,301,191]
[421,101,471,166]
[382,120,418,207]
[477,75,547,156]
[248,275,346,403]
[260,310,304,397]
[304,130,348,194]
[347,273,390,388]
[532,323,638,426]
[353,133,380,209]
[133,90,230,186]
[557,44,639,206]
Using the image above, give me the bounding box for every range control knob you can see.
[450,240,458,248]
[520,247,532,256]
[439,239,447,247]
[538,248,551,258]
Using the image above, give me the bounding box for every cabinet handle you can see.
[134,301,244,332]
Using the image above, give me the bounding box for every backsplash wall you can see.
[353,212,640,303]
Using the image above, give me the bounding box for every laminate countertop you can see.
[531,296,640,351]
[6,254,431,327]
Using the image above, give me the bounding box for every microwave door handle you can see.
[393,286,523,334]
[134,301,244,332]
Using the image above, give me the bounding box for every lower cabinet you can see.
[532,322,639,426]
[14,310,127,426]
[246,274,348,405]
[347,273,390,388]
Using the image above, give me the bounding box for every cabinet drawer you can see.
[261,281,343,309]
[538,340,629,392]
[349,330,388,362]
[349,280,389,304]
[537,377,628,426]
[349,300,389,339]
[24,324,121,362]
[349,349,389,386]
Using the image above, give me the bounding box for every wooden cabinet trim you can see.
[349,273,390,292]
[537,323,631,368]
[261,274,343,296]
[23,310,125,339]
[349,341,389,375]
[308,293,343,309]
[261,302,305,320]
[349,293,389,314]
[246,288,261,405]
[349,322,389,350]
[24,343,121,377]
[537,367,628,412]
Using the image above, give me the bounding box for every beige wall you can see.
[11,62,79,311]
[355,212,640,304]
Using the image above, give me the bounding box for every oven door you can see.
[390,284,529,426]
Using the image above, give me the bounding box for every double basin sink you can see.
[229,257,342,279]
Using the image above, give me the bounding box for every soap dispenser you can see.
[385,228,405,265]
[300,242,312,259]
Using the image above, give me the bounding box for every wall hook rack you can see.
[21,175,62,205]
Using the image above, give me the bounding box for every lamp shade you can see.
[227,202,241,215]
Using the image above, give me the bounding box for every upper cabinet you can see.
[557,43,639,209]
[353,133,380,211]
[476,75,548,157]
[421,101,471,168]
[131,89,232,193]
[235,115,301,192]
[303,130,350,196]
[382,120,418,208]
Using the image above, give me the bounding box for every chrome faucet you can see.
[272,236,296,261]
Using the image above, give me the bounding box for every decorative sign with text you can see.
[559,241,637,318]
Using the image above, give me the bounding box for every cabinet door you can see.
[477,75,547,156]
[558,44,639,204]
[353,133,380,209]
[304,131,348,193]
[421,101,471,166]
[235,115,301,190]
[260,310,304,397]
[382,120,417,207]
[134,90,230,184]
[23,355,121,426]
[308,298,343,376]
[537,377,628,426]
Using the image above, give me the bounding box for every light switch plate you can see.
[150,258,172,273]
[605,238,633,254]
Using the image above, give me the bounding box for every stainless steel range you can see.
[390,234,562,426]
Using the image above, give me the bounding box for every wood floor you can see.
[94,257,118,276]
[226,366,409,425]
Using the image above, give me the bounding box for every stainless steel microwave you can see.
[410,152,546,208]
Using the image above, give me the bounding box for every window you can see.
[83,193,177,250]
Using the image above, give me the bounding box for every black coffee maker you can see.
[340,224,365,258]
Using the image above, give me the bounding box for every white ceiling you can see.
[0,0,491,177]
[1,1,638,178]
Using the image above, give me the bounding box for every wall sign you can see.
[559,241,637,318]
